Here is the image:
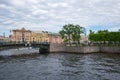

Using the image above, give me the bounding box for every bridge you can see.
[0,42,50,54]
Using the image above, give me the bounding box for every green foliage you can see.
[89,30,120,45]
[59,24,85,46]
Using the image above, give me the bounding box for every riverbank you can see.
[50,43,120,53]
[0,44,120,57]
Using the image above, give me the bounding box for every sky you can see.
[0,0,120,37]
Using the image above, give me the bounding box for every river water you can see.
[0,53,120,80]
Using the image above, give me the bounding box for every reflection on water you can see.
[0,53,120,80]
[0,48,39,56]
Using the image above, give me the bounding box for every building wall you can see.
[0,35,4,42]
[30,32,36,43]
[10,28,62,44]
[48,34,63,44]
[33,31,49,43]
[80,35,89,45]
[0,35,11,43]
[10,28,32,43]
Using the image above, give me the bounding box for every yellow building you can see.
[10,28,32,43]
[32,31,49,43]
[10,28,49,43]
[30,32,36,43]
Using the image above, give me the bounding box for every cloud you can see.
[0,0,120,36]
[48,2,69,8]
[32,9,48,15]
[9,0,26,7]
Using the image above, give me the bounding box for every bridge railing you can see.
[0,42,50,48]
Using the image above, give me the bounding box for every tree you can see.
[59,24,85,46]
[89,30,120,46]
[72,25,85,45]
[89,30,95,41]
[118,29,120,32]
[59,24,73,45]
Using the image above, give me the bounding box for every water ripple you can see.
[0,53,120,80]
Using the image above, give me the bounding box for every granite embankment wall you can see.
[50,44,120,53]
[100,46,120,53]
[50,44,100,53]
[50,44,66,53]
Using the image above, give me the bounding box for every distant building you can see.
[0,35,4,42]
[10,28,32,43]
[10,27,63,44]
[0,35,11,44]
[80,35,89,44]
[48,33,63,44]
[32,31,49,43]
[30,31,35,43]
[10,28,49,43]
[4,37,11,43]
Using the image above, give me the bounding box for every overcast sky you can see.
[0,0,120,36]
